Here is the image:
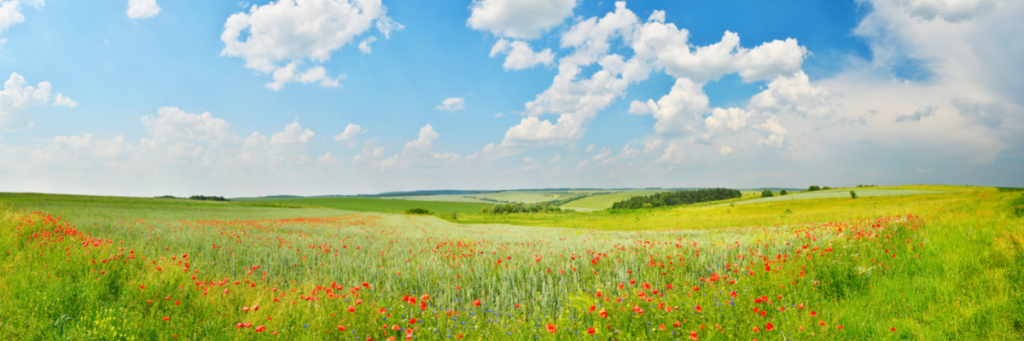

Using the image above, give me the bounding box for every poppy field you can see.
[0,188,1022,340]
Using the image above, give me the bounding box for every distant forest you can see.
[611,188,741,209]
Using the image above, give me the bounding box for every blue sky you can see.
[0,0,1021,196]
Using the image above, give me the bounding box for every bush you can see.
[807,185,821,191]
[779,189,788,196]
[822,186,832,190]
[451,210,458,220]
[488,202,562,214]
[611,188,742,209]
[405,208,432,215]
[850,190,857,199]
[761,189,774,198]
[189,195,228,201]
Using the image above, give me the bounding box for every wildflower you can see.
[689,331,699,341]
[472,299,481,307]
[255,325,265,332]
[599,309,608,318]
[546,323,557,333]
[162,316,170,321]
[766,322,774,331]
[587,327,595,335]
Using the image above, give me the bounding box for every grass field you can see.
[557,190,662,210]
[0,186,1022,340]
[726,189,944,206]
[378,195,492,203]
[239,196,493,214]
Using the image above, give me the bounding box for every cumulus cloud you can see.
[719,146,732,155]
[489,39,555,70]
[270,121,315,145]
[435,97,465,111]
[221,0,400,89]
[332,123,366,147]
[895,104,937,122]
[498,2,810,147]
[0,72,62,131]
[467,0,576,40]
[656,143,685,163]
[756,116,789,149]
[127,0,160,19]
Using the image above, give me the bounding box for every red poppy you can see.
[410,319,417,324]
[599,309,608,318]
[347,306,356,312]
[766,322,774,331]
[472,299,481,307]
[545,324,557,333]
[587,327,595,335]
[810,311,817,316]
[162,316,170,321]
[255,325,265,332]
[689,331,699,341]
[338,326,347,331]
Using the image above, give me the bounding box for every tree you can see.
[850,190,857,199]
[808,185,821,191]
[762,189,774,198]
[780,189,788,195]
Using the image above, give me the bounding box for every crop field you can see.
[1,187,1023,340]
[239,197,493,215]
[469,191,557,204]
[558,190,662,210]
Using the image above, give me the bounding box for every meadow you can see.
[0,186,1022,340]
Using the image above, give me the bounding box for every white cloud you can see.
[585,143,595,152]
[221,0,400,89]
[318,152,343,166]
[719,146,732,155]
[376,124,460,171]
[52,93,76,108]
[748,71,839,119]
[140,106,237,146]
[0,72,55,131]
[353,138,385,166]
[265,63,341,91]
[435,97,465,111]
[591,147,610,161]
[628,78,709,134]
[895,104,937,122]
[895,0,996,22]
[270,121,315,145]
[756,116,789,149]
[358,36,377,54]
[467,0,576,40]
[951,98,1004,127]
[0,1,25,37]
[127,0,160,19]
[701,107,751,141]
[656,142,684,163]
[489,39,555,70]
[332,123,366,147]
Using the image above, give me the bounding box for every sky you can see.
[0,0,1021,197]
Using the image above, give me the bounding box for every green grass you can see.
[0,188,1022,340]
[241,196,493,214]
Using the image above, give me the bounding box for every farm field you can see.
[238,196,493,214]
[0,187,1022,340]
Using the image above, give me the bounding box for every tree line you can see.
[611,188,742,209]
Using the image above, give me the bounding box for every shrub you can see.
[779,189,788,195]
[451,210,458,220]
[611,188,742,209]
[761,189,774,198]
[807,185,821,191]
[488,202,562,214]
[850,190,858,199]
[405,208,432,215]
[822,186,832,190]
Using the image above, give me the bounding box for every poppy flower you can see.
[545,323,557,333]
[797,303,804,309]
[255,325,265,332]
[766,323,774,331]
[810,311,817,316]
[162,316,170,321]
[587,327,595,335]
[598,309,608,318]
[338,326,347,331]
[689,331,699,341]
[410,319,417,324]
[472,299,481,307]
[694,305,702,313]
[347,306,356,312]
[421,295,430,301]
